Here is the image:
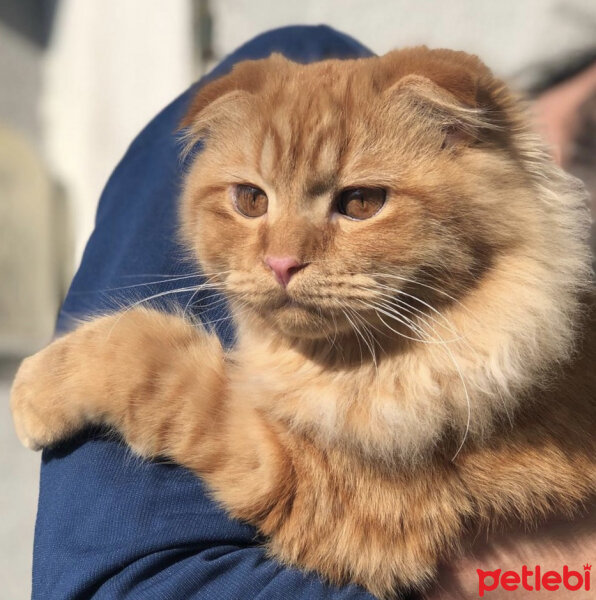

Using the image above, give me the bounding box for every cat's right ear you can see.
[178,55,284,154]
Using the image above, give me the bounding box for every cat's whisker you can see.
[195,295,260,330]
[365,301,449,346]
[104,283,227,339]
[370,273,478,321]
[183,288,203,319]
[442,342,472,461]
[72,270,234,295]
[368,282,485,370]
[125,285,219,309]
[373,288,507,416]
[316,307,340,360]
[364,302,431,345]
[349,311,371,364]
[371,286,462,337]
[341,309,366,365]
[300,271,464,338]
[370,285,488,363]
[370,281,467,333]
[116,271,205,279]
[326,310,347,364]
[353,310,390,357]
[347,306,379,371]
[371,288,507,435]
[372,294,464,344]
[92,275,204,293]
[372,300,437,341]
[185,290,229,313]
[368,298,472,459]
[198,308,244,328]
[349,308,386,396]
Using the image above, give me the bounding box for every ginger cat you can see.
[11,48,596,599]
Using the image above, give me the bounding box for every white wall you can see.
[212,0,596,84]
[42,0,195,265]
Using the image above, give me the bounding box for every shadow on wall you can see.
[0,124,71,356]
[0,1,70,358]
[0,0,58,47]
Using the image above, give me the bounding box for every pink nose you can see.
[265,256,308,288]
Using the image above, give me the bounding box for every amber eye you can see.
[336,188,386,220]
[234,184,268,218]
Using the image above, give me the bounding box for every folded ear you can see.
[179,54,288,140]
[181,60,267,128]
[377,47,509,148]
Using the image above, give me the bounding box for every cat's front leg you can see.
[11,308,225,455]
[11,336,82,450]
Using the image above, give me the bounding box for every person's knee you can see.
[217,24,373,72]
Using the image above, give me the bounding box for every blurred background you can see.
[1,1,595,597]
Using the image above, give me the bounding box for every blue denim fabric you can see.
[33,25,391,599]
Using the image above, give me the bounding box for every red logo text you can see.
[477,564,591,596]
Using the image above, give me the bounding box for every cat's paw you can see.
[10,343,81,450]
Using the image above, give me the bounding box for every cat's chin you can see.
[264,305,344,340]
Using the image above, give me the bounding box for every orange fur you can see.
[11,48,596,598]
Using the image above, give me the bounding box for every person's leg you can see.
[35,26,376,600]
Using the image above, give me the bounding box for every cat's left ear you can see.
[378,48,510,149]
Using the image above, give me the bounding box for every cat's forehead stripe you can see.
[258,129,277,179]
[255,91,348,194]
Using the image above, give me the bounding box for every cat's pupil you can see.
[337,188,386,220]
[234,184,268,218]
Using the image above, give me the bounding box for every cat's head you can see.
[179,48,589,350]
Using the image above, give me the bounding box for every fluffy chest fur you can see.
[232,336,457,460]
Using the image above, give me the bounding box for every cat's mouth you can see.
[276,295,309,309]
[269,294,322,314]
